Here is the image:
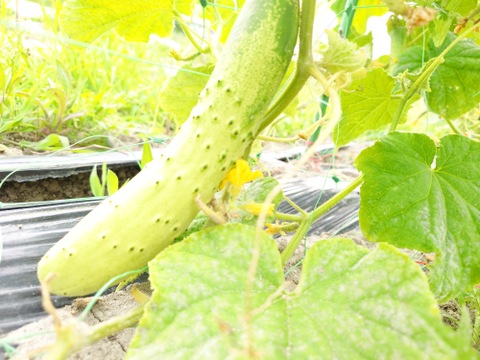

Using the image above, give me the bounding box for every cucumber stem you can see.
[280,174,364,265]
[174,10,213,56]
[275,212,305,222]
[44,305,145,360]
[282,194,308,216]
[87,305,145,347]
[258,0,317,133]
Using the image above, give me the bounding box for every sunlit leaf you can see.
[356,132,480,302]
[333,68,416,147]
[141,142,154,169]
[106,169,119,196]
[19,134,70,151]
[159,64,212,125]
[89,165,104,197]
[127,224,475,359]
[394,33,480,119]
[317,30,366,74]
[355,0,387,34]
[60,0,196,43]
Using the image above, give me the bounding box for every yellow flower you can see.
[242,202,274,217]
[266,222,285,236]
[220,159,263,196]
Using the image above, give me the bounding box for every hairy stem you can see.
[275,212,305,222]
[88,305,145,344]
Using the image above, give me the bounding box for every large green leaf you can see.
[60,0,194,43]
[394,33,480,120]
[333,68,415,147]
[159,64,212,125]
[127,224,474,359]
[356,132,480,302]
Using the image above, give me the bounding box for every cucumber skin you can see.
[37,0,299,296]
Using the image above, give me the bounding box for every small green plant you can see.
[13,0,480,358]
[89,163,119,197]
[89,142,153,196]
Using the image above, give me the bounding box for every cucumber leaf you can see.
[159,64,212,125]
[333,68,416,147]
[394,33,480,120]
[127,224,474,359]
[317,30,366,75]
[60,0,195,43]
[356,132,480,302]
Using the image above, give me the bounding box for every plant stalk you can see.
[281,174,364,264]
[258,0,317,133]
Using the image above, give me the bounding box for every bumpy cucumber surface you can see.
[38,0,299,296]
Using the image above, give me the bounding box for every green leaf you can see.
[317,30,366,75]
[60,0,195,43]
[239,177,283,206]
[394,33,480,119]
[106,169,119,196]
[19,134,70,151]
[330,0,387,34]
[141,142,153,169]
[333,68,415,147]
[0,62,8,91]
[432,14,455,47]
[355,132,480,302]
[127,224,474,359]
[172,212,208,244]
[89,165,104,197]
[352,0,388,34]
[417,0,477,17]
[159,65,212,125]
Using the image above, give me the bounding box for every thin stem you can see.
[309,174,363,221]
[257,134,299,143]
[88,305,145,344]
[275,212,305,222]
[280,218,311,265]
[175,13,212,55]
[280,174,364,265]
[282,194,308,216]
[444,117,462,135]
[45,306,145,360]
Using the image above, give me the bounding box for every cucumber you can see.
[38,0,299,296]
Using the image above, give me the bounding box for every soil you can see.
[0,165,140,203]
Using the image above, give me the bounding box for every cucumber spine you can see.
[37,0,299,296]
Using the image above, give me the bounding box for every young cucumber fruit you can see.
[38,0,299,296]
